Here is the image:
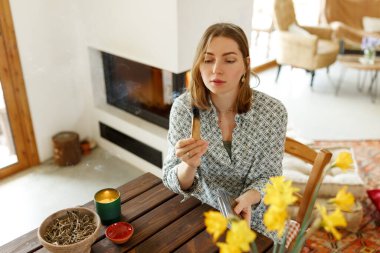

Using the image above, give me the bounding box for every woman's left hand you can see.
[234,189,261,226]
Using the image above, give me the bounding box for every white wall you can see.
[77,0,180,73]
[77,0,253,73]
[10,0,94,161]
[178,0,253,71]
[9,0,253,166]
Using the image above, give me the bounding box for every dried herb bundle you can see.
[44,210,97,245]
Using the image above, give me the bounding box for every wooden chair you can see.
[284,137,332,249]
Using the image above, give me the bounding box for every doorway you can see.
[0,84,17,167]
[0,0,39,178]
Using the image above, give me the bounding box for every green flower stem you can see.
[273,241,278,253]
[293,178,323,249]
[278,226,287,253]
[292,236,306,253]
[323,166,333,177]
[304,218,321,239]
[251,242,259,253]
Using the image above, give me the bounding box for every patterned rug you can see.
[302,140,380,253]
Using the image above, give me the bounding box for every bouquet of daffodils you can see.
[204,152,355,253]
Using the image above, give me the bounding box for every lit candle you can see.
[94,188,121,225]
[95,189,119,203]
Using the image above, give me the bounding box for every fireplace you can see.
[84,0,252,175]
[102,52,189,129]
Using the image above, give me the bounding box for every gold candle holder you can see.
[94,188,121,225]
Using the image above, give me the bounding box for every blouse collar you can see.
[204,90,256,125]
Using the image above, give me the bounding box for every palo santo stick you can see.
[191,107,201,140]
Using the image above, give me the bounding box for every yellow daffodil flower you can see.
[226,220,256,252]
[263,205,288,237]
[216,242,241,253]
[204,211,227,242]
[332,152,353,171]
[329,186,355,211]
[264,176,299,208]
[317,204,347,240]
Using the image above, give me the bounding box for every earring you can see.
[241,74,246,84]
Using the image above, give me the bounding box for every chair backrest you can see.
[273,0,297,31]
[320,0,380,30]
[284,137,332,224]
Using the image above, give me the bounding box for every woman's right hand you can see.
[175,138,208,169]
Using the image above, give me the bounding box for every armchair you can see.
[320,0,380,52]
[273,0,339,86]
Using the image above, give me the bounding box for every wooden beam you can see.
[251,59,277,74]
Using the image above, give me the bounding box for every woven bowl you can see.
[37,207,101,253]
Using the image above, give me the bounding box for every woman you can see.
[162,23,287,241]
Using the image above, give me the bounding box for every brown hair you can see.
[189,23,253,113]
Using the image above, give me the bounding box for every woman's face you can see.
[199,36,246,96]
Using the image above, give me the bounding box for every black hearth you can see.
[102,52,188,129]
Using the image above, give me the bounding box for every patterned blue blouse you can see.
[162,90,288,241]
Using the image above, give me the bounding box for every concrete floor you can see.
[256,62,380,140]
[0,148,144,246]
[1,62,379,247]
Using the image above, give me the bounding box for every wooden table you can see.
[337,54,380,102]
[1,173,273,253]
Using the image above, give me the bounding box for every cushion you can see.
[286,126,314,146]
[283,147,366,200]
[317,39,340,55]
[288,23,311,36]
[286,220,300,249]
[367,189,380,212]
[363,16,380,33]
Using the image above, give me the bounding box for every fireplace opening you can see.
[102,52,189,129]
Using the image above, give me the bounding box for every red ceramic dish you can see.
[105,222,134,244]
